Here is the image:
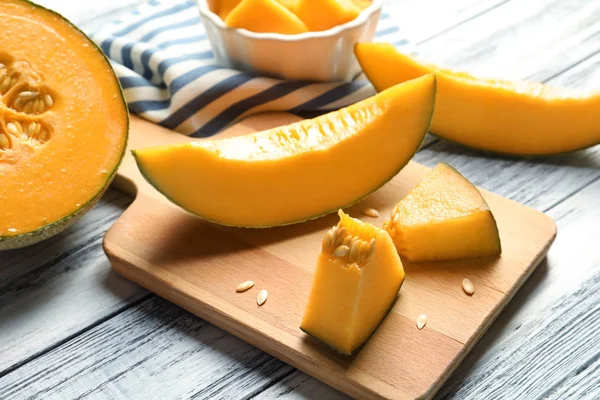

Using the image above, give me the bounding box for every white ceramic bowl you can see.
[197,0,382,82]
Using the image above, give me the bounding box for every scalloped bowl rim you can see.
[197,0,384,41]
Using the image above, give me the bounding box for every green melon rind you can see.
[0,0,129,251]
[131,76,436,228]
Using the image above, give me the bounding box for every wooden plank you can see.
[0,0,148,377]
[437,179,600,399]
[0,297,296,400]
[409,0,600,82]
[0,189,146,374]
[383,0,510,45]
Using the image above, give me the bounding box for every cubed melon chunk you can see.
[352,0,371,10]
[383,163,502,262]
[277,0,297,11]
[212,0,241,20]
[224,0,309,34]
[294,0,362,31]
[301,211,405,355]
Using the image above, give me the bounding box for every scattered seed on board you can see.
[416,314,427,330]
[462,278,475,296]
[236,280,254,293]
[362,207,380,218]
[257,289,268,306]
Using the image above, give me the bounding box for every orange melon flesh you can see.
[295,0,361,31]
[224,0,309,34]
[212,0,241,20]
[383,163,501,262]
[355,42,600,155]
[352,0,371,10]
[133,74,436,228]
[276,0,297,11]
[301,211,405,355]
[0,0,128,247]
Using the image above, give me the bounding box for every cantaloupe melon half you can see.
[355,42,600,155]
[383,163,501,262]
[301,210,405,355]
[133,74,436,228]
[0,0,128,250]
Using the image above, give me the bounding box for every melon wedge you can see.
[301,211,405,355]
[295,0,362,31]
[224,0,309,34]
[355,42,600,155]
[383,163,501,262]
[133,74,436,228]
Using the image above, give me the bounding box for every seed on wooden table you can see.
[362,207,379,218]
[462,278,475,296]
[236,280,254,293]
[333,245,350,258]
[416,314,427,330]
[257,289,268,306]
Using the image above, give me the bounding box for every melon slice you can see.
[355,42,600,155]
[224,0,309,34]
[294,0,362,31]
[133,74,436,228]
[383,163,501,262]
[300,210,405,355]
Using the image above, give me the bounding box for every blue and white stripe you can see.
[89,0,410,137]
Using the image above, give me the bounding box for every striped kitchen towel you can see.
[89,0,410,137]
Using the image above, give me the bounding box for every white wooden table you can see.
[1,1,600,399]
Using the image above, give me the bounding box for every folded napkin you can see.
[89,0,410,137]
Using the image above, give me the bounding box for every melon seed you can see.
[362,207,379,218]
[44,94,53,107]
[368,238,376,258]
[462,278,475,296]
[6,122,19,136]
[333,245,350,258]
[342,235,352,247]
[322,229,334,251]
[18,91,38,100]
[359,240,371,262]
[349,240,361,262]
[27,123,36,136]
[257,289,268,306]
[0,134,9,149]
[236,280,254,292]
[416,314,427,330]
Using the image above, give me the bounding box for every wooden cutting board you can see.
[104,114,557,400]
